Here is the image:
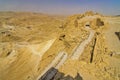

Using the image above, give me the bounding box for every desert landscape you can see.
[0,11,120,80]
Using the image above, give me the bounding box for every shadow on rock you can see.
[115,32,120,40]
[39,67,83,80]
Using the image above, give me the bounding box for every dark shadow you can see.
[90,38,97,63]
[115,32,120,40]
[96,18,104,27]
[6,51,12,56]
[74,73,83,80]
[39,67,83,80]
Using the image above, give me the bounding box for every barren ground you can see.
[0,12,120,80]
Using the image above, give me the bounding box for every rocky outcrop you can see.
[115,32,120,40]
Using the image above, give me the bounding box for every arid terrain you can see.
[0,11,120,80]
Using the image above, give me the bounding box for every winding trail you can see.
[71,27,95,60]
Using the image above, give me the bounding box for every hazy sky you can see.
[0,0,120,15]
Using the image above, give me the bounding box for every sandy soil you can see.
[105,17,120,52]
[0,12,120,80]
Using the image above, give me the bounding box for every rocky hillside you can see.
[0,11,119,80]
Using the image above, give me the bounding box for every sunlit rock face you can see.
[0,39,56,80]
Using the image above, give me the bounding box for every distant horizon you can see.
[0,0,120,16]
[0,10,119,16]
[0,10,110,16]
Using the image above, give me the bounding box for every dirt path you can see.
[71,27,95,60]
[55,52,68,69]
[37,51,68,80]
